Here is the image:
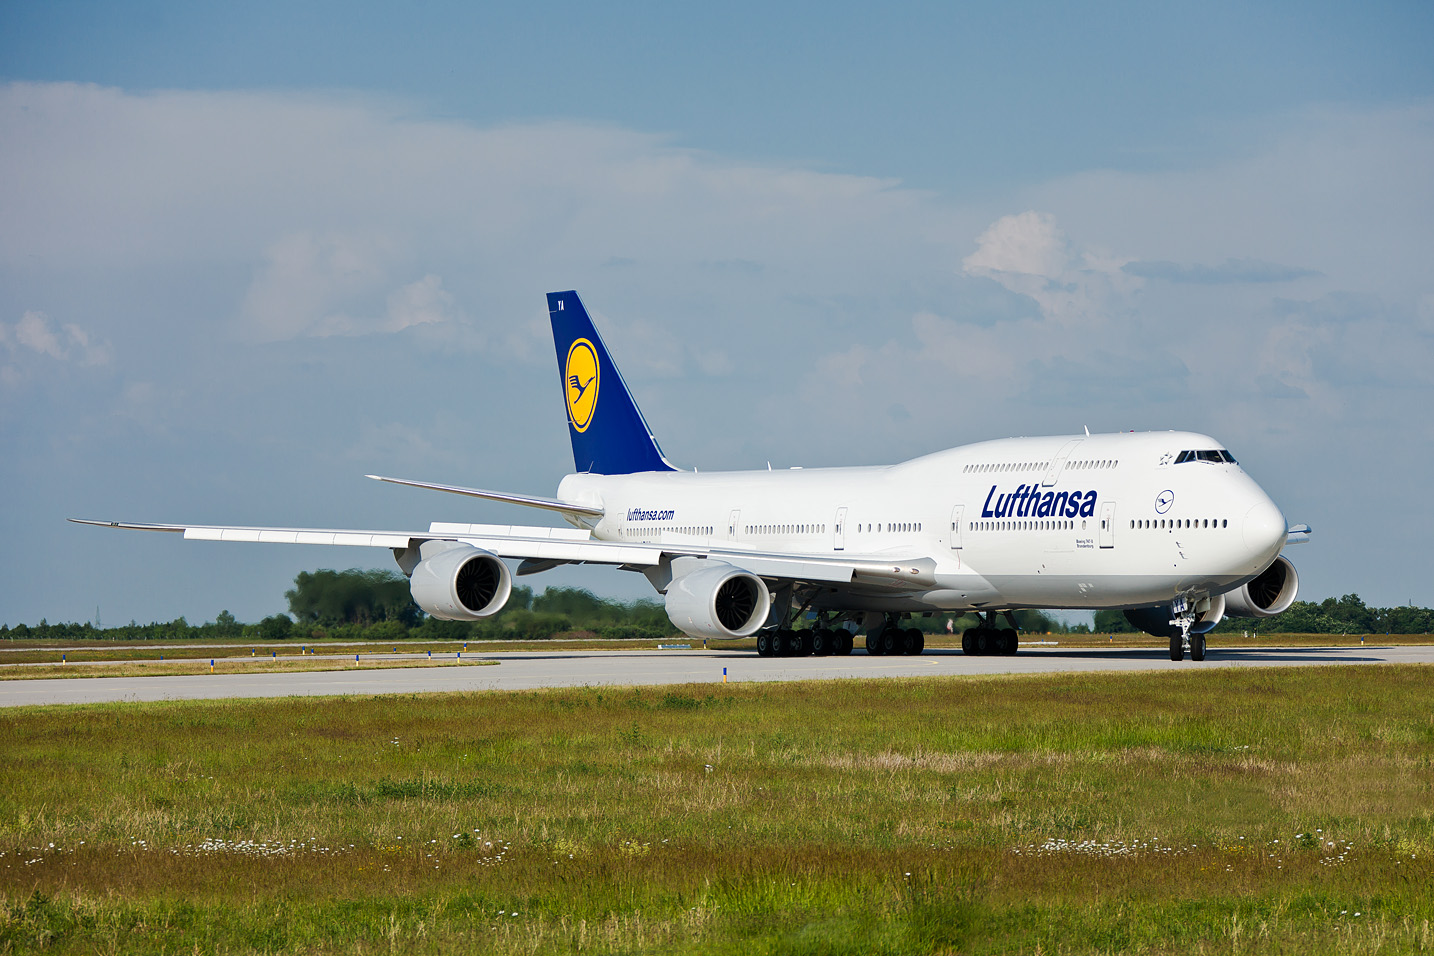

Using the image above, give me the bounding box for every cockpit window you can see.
[1174,449,1237,464]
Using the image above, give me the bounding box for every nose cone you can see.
[1242,496,1287,564]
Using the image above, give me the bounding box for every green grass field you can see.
[3,665,1433,954]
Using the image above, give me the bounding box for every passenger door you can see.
[1099,501,1116,549]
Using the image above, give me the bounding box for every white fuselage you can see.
[557,430,1287,613]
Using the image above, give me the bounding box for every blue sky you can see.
[2,1,1432,625]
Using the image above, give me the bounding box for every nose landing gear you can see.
[1168,595,1207,661]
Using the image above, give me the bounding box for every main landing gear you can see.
[756,627,855,658]
[961,611,1019,656]
[1167,595,1207,662]
[864,616,925,656]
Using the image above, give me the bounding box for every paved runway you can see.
[2,644,1431,708]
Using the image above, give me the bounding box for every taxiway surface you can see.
[3,644,1431,707]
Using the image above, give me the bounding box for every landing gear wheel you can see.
[880,628,899,655]
[811,629,830,657]
[799,630,814,657]
[1001,628,1018,655]
[756,631,772,657]
[904,628,925,655]
[1190,632,1207,662]
[975,629,991,656]
[865,629,885,656]
[961,631,974,655]
[1169,634,1184,661]
[838,632,854,656]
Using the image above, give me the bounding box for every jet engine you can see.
[408,542,513,621]
[1123,593,1226,639]
[664,562,771,640]
[1224,554,1299,618]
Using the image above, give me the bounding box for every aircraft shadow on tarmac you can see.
[1010,646,1382,663]
[692,646,1386,664]
[908,646,1385,664]
[462,647,1389,665]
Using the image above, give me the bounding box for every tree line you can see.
[3,568,1430,640]
[1093,593,1434,635]
[1,569,678,642]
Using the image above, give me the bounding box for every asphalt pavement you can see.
[2,644,1431,708]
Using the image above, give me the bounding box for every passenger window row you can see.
[1131,518,1228,530]
[963,459,1119,473]
[964,461,1048,474]
[744,524,826,535]
[623,526,714,538]
[849,522,922,533]
[968,520,1075,532]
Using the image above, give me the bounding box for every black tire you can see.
[811,629,830,657]
[756,631,771,657]
[1190,632,1207,662]
[961,631,973,655]
[904,628,923,655]
[839,632,854,656]
[1001,628,1018,655]
[881,628,899,655]
[975,629,990,656]
[799,630,815,657]
[1169,634,1184,661]
[865,629,885,656]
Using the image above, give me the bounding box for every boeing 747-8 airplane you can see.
[74,291,1308,661]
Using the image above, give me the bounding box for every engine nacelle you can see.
[1123,592,1226,638]
[664,563,771,640]
[408,542,512,621]
[1224,554,1299,618]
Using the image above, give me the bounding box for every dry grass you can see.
[0,657,497,681]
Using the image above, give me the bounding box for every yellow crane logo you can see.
[564,338,599,432]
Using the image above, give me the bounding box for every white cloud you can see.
[15,310,67,357]
[0,311,109,384]
[961,210,1138,326]
[237,231,403,340]
[383,274,456,333]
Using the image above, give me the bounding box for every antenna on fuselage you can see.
[1083,425,1090,436]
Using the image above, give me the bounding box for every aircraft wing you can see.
[364,475,604,519]
[69,517,651,565]
[68,517,948,590]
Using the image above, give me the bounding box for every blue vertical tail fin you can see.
[547,291,677,475]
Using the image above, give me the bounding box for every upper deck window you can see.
[1174,449,1238,465]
